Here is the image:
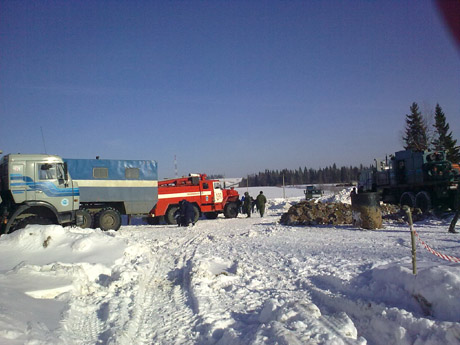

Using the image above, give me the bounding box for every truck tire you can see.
[96,208,121,231]
[416,191,432,213]
[78,209,93,229]
[14,216,53,231]
[192,205,200,223]
[204,212,218,219]
[166,205,180,225]
[224,202,238,218]
[400,192,416,209]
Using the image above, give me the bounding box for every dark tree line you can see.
[239,164,365,187]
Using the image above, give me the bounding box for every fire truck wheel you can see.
[77,209,93,229]
[400,192,416,209]
[14,216,53,231]
[415,191,432,213]
[204,212,218,219]
[224,202,238,218]
[166,205,180,225]
[96,208,121,231]
[192,205,200,223]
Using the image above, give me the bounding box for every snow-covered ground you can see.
[1,187,460,345]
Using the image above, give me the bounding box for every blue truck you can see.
[64,158,158,230]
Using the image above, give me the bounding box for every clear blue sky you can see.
[1,1,459,178]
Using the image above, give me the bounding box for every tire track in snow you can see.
[113,229,205,345]
[58,297,105,345]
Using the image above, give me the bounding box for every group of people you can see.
[240,191,267,218]
[176,191,268,228]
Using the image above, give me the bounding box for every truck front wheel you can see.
[166,205,180,225]
[96,208,121,231]
[14,216,53,231]
[224,202,238,218]
[192,205,200,223]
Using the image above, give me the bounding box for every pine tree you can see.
[432,103,460,163]
[403,102,428,152]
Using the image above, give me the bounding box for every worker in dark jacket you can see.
[243,192,252,217]
[449,189,459,233]
[256,191,267,217]
[178,199,195,226]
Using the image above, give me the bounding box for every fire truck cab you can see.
[150,174,240,224]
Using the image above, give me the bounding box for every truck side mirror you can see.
[64,162,69,181]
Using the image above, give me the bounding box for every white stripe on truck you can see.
[158,191,212,199]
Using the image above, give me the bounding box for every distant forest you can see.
[238,164,366,187]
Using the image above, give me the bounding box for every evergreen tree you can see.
[432,103,460,163]
[403,102,428,152]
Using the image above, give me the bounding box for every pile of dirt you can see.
[382,206,427,224]
[280,201,429,226]
[380,203,400,216]
[279,201,352,226]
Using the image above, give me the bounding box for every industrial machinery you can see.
[358,150,459,212]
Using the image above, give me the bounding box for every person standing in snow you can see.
[449,189,459,233]
[178,199,196,227]
[239,195,244,214]
[256,191,267,217]
[243,192,252,217]
[350,187,357,197]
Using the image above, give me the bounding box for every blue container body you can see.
[64,158,158,215]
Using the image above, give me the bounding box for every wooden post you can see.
[403,206,417,275]
[283,174,286,199]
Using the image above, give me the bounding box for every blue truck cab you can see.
[0,154,81,234]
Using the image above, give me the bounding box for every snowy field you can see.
[0,186,460,345]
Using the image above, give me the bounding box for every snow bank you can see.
[318,186,354,204]
[368,263,460,322]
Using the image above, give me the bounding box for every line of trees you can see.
[236,102,459,188]
[404,102,459,163]
[239,165,365,187]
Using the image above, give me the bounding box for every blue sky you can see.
[1,1,459,178]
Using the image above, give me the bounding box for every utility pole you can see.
[40,127,48,154]
[283,174,286,199]
[174,155,178,178]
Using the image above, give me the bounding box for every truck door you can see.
[10,162,29,203]
[213,182,223,203]
[35,162,75,213]
[200,182,212,204]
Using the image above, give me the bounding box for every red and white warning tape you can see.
[412,228,460,263]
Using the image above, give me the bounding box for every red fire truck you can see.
[148,174,240,224]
